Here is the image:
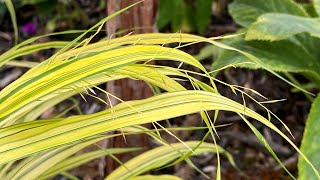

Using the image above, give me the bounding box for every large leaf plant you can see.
[0,1,318,179]
[211,0,320,179]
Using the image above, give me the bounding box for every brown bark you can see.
[103,0,158,176]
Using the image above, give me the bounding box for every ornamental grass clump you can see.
[0,1,318,179]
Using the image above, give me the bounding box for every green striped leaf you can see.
[2,41,70,66]
[129,175,182,180]
[3,136,106,180]
[0,90,315,179]
[106,141,223,180]
[0,45,204,126]
[39,148,140,179]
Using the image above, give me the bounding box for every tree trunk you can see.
[103,0,158,176]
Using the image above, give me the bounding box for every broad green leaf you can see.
[195,0,212,34]
[129,175,182,180]
[314,0,320,16]
[106,141,224,180]
[294,33,320,62]
[298,94,320,180]
[157,0,175,29]
[171,0,187,32]
[229,0,307,27]
[212,34,320,86]
[194,44,217,61]
[157,0,189,32]
[246,13,320,41]
[303,3,319,17]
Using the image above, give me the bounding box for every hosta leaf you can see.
[298,94,320,180]
[229,0,307,27]
[212,34,320,85]
[295,33,320,62]
[246,13,320,41]
[106,141,224,180]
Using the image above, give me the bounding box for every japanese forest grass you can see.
[0,5,318,180]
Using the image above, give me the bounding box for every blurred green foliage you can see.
[0,0,89,32]
[157,0,213,34]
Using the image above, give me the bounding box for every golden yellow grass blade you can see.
[0,90,292,165]
[39,147,141,179]
[2,65,187,125]
[106,141,224,180]
[4,136,107,180]
[7,41,69,62]
[0,45,203,126]
[128,175,182,180]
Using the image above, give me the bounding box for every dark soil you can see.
[0,1,317,180]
